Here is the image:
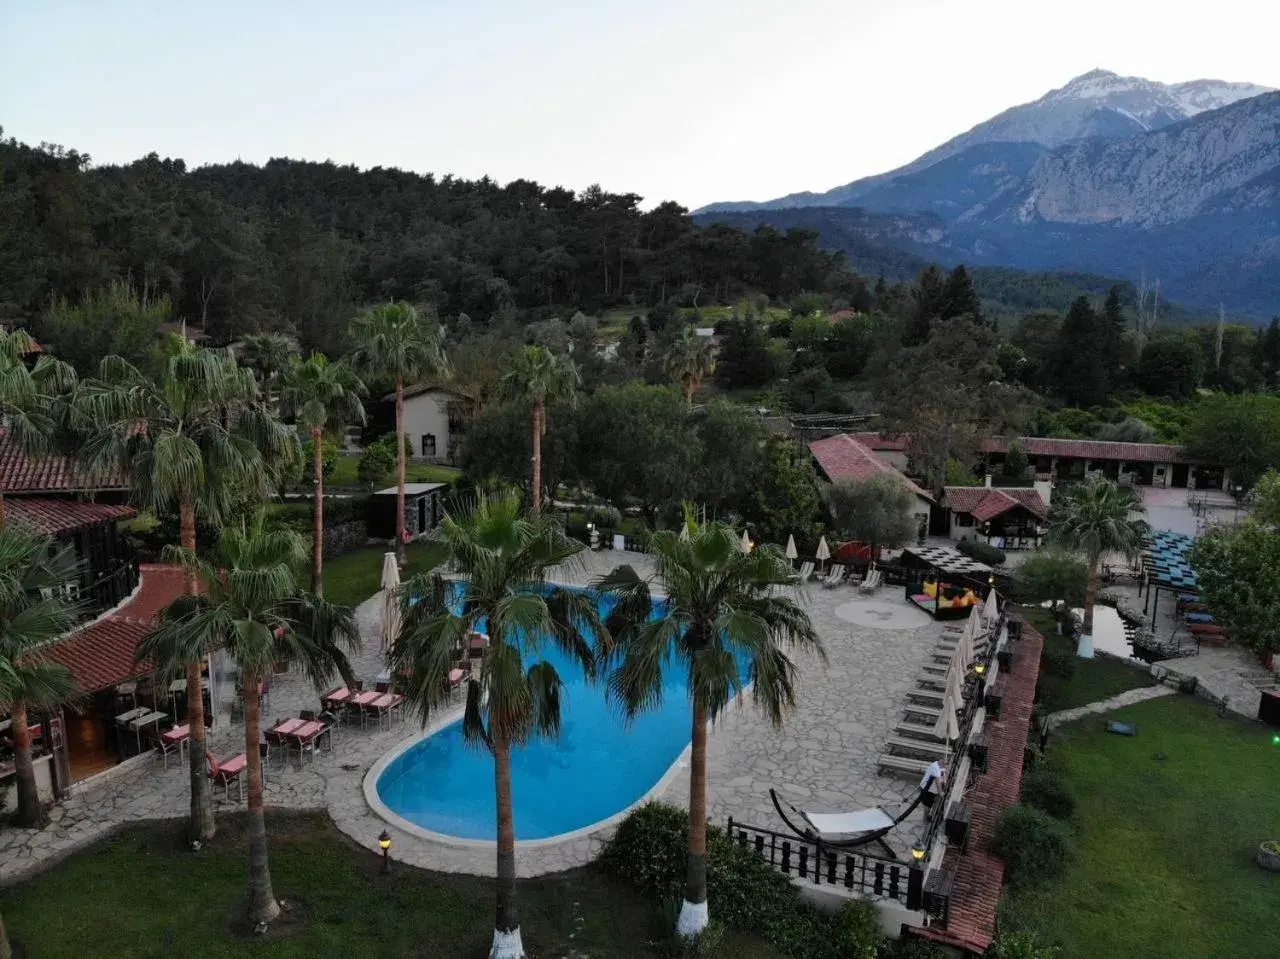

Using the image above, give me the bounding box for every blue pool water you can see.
[375,589,739,841]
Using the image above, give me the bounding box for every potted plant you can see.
[1258,840,1280,872]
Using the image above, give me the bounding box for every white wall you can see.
[401,392,451,461]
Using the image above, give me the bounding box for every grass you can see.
[1002,696,1280,958]
[327,454,461,490]
[321,541,448,608]
[0,812,781,958]
[1020,606,1156,713]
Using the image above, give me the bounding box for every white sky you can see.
[2,0,1278,210]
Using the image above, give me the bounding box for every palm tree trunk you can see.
[0,488,7,531]
[530,401,543,512]
[490,730,524,959]
[244,672,280,925]
[684,380,694,410]
[1083,562,1098,635]
[311,427,325,596]
[181,501,216,842]
[395,376,407,565]
[0,909,11,959]
[11,701,40,827]
[677,698,710,937]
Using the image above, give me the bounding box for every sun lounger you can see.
[894,720,946,742]
[859,567,882,593]
[884,736,950,760]
[907,688,945,707]
[821,564,846,588]
[797,561,814,583]
[877,754,931,778]
[903,701,942,722]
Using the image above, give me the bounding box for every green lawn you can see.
[327,454,461,490]
[1021,606,1156,712]
[321,542,448,608]
[0,813,780,958]
[1003,696,1280,958]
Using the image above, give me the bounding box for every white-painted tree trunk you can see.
[490,926,525,959]
[1077,632,1095,658]
[676,899,709,937]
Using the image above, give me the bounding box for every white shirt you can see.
[921,761,945,792]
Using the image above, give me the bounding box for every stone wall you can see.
[323,521,370,557]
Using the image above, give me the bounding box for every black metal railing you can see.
[79,556,141,620]
[723,818,924,909]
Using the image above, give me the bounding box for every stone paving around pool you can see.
[0,550,946,884]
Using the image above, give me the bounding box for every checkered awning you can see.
[903,546,993,575]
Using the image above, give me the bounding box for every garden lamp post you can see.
[379,830,392,874]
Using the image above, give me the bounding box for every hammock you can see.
[768,778,934,860]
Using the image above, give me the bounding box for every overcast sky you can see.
[3,0,1278,210]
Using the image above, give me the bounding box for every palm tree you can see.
[389,494,605,959]
[0,328,76,530]
[1049,477,1150,642]
[238,332,299,414]
[70,334,297,841]
[347,302,449,563]
[500,346,580,510]
[138,519,359,927]
[595,521,823,938]
[0,530,80,828]
[280,353,366,594]
[665,326,716,410]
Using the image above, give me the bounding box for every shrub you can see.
[1019,762,1076,820]
[1039,639,1077,681]
[301,435,338,481]
[357,433,413,487]
[601,803,884,959]
[881,938,947,959]
[957,537,1007,566]
[991,930,1060,959]
[987,805,1074,888]
[585,504,622,528]
[1003,442,1029,478]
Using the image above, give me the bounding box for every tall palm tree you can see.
[70,334,297,841]
[1049,477,1150,641]
[347,302,449,563]
[500,346,580,510]
[665,326,716,410]
[280,353,366,594]
[389,494,605,959]
[138,519,358,927]
[0,328,76,530]
[0,530,80,828]
[238,332,299,414]
[595,521,823,938]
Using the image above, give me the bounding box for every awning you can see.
[7,499,137,538]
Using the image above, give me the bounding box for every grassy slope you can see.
[1011,696,1280,959]
[0,813,780,958]
[321,541,448,608]
[1020,606,1156,712]
[327,455,461,489]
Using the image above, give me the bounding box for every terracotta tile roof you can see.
[909,624,1044,955]
[7,499,137,537]
[0,431,128,493]
[944,487,1047,523]
[808,434,933,502]
[38,565,186,695]
[848,432,1196,465]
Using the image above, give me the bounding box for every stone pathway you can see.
[0,550,959,885]
[1045,684,1175,729]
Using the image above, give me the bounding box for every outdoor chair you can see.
[263,727,287,770]
[206,751,247,802]
[821,564,846,589]
[258,743,270,783]
[153,728,182,771]
[300,709,317,722]
[318,712,339,751]
[797,561,814,584]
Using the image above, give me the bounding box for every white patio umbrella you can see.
[815,535,831,571]
[932,686,961,741]
[984,586,1000,626]
[379,551,401,653]
[785,534,798,564]
[740,529,753,553]
[679,521,690,542]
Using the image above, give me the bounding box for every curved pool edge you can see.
[362,713,697,856]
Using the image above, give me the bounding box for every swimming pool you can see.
[374,587,740,841]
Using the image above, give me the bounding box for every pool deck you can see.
[0,549,946,883]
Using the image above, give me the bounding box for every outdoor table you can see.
[349,690,382,729]
[323,686,350,707]
[375,668,392,687]
[368,693,403,730]
[267,718,304,737]
[126,710,167,756]
[288,719,326,762]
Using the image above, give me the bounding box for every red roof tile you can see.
[847,432,1196,465]
[943,487,1047,522]
[39,565,186,694]
[0,431,127,493]
[808,435,933,502]
[908,624,1044,955]
[7,499,137,537]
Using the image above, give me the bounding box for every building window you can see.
[420,434,436,458]
[956,513,974,528]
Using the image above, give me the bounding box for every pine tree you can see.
[943,264,984,328]
[1052,296,1111,407]
[713,318,774,389]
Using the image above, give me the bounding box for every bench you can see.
[877,753,930,778]
[885,736,949,760]
[894,721,945,743]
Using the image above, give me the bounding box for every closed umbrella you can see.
[785,534,798,564]
[679,521,690,542]
[816,535,831,572]
[740,529,753,553]
[932,686,961,741]
[379,551,401,653]
[984,586,1000,626]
